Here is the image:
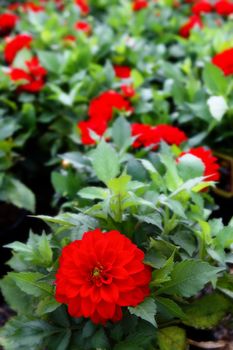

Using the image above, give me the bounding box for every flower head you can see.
[78,119,107,145]
[179,15,203,38]
[212,48,233,76]
[75,0,90,15]
[121,85,136,98]
[0,13,18,37]
[192,0,213,15]
[9,56,47,93]
[55,229,151,324]
[4,34,33,64]
[179,147,220,181]
[114,65,132,79]
[75,21,92,34]
[132,123,187,149]
[132,0,149,11]
[214,0,233,15]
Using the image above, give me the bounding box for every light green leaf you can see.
[177,154,205,181]
[79,187,109,200]
[112,117,131,150]
[203,63,228,95]
[9,272,53,297]
[158,326,187,350]
[91,140,120,184]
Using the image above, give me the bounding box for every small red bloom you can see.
[192,0,213,15]
[22,2,45,12]
[114,65,132,79]
[9,56,47,93]
[212,48,233,76]
[8,3,21,11]
[64,35,76,42]
[75,0,90,15]
[4,34,33,64]
[131,123,187,149]
[179,147,220,182]
[179,15,203,38]
[78,119,107,145]
[0,13,18,37]
[214,0,233,15]
[55,229,152,324]
[89,90,133,122]
[132,0,149,11]
[121,85,136,98]
[75,21,92,34]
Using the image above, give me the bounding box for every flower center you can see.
[91,264,112,287]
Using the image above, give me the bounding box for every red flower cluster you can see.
[179,15,203,38]
[215,0,233,15]
[9,57,47,93]
[55,229,152,324]
[132,0,149,11]
[132,123,187,149]
[8,2,44,12]
[121,85,136,98]
[75,0,90,15]
[212,48,233,76]
[78,90,133,145]
[179,147,220,181]
[4,34,33,64]
[192,0,213,15]
[114,65,132,79]
[75,21,92,35]
[0,13,18,37]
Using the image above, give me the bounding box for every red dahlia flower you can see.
[88,90,133,121]
[4,34,33,64]
[0,13,18,37]
[121,85,136,98]
[21,2,45,12]
[132,123,187,149]
[114,65,132,79]
[9,56,47,93]
[132,0,149,11]
[212,48,233,76]
[75,21,92,35]
[214,0,233,15]
[75,0,90,15]
[179,147,220,181]
[179,15,203,38]
[78,119,107,145]
[55,229,152,324]
[192,0,213,14]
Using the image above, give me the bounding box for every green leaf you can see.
[183,293,230,329]
[91,328,109,348]
[36,297,60,316]
[12,49,32,70]
[9,272,53,297]
[158,260,221,297]
[79,186,109,200]
[112,117,132,150]
[38,50,63,73]
[128,297,157,327]
[38,232,53,267]
[108,174,131,194]
[151,251,176,285]
[91,140,120,184]
[0,276,32,315]
[158,326,187,350]
[47,330,71,350]
[213,227,233,249]
[203,63,228,95]
[177,154,205,181]
[0,177,35,212]
[156,297,186,320]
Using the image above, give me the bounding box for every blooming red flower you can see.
[212,48,233,76]
[75,21,92,34]
[192,0,213,14]
[78,119,107,145]
[0,13,18,37]
[21,2,45,12]
[114,65,132,79]
[89,90,133,122]
[8,3,21,11]
[121,85,136,98]
[132,0,149,11]
[179,147,220,181]
[4,34,33,64]
[179,15,203,38]
[214,0,233,15]
[55,229,152,324]
[9,56,47,93]
[64,34,76,42]
[132,123,187,149]
[75,0,90,15]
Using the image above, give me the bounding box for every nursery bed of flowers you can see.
[0,0,233,349]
